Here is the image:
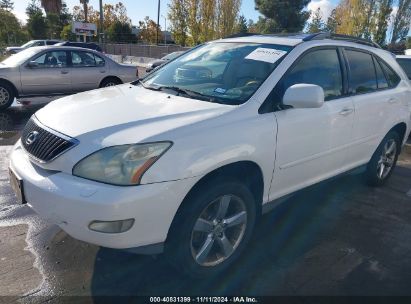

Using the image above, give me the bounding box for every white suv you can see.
[9,33,411,277]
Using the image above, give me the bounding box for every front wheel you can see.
[0,82,15,110]
[365,131,400,187]
[165,180,257,277]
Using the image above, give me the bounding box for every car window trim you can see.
[372,55,389,90]
[341,46,401,97]
[70,50,98,68]
[26,50,69,69]
[258,46,347,114]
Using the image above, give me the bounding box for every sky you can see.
[13,0,340,27]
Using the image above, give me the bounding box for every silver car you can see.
[0,46,138,110]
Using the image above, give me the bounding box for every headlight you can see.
[73,142,172,185]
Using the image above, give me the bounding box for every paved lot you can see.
[1,102,411,302]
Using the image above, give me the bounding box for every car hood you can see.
[35,84,234,139]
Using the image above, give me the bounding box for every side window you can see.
[379,59,401,87]
[275,48,343,101]
[31,51,67,68]
[374,57,389,89]
[94,54,105,66]
[397,59,411,79]
[71,51,96,67]
[345,50,377,94]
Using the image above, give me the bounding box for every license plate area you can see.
[9,168,26,204]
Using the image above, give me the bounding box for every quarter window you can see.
[374,58,389,89]
[397,58,411,79]
[345,50,377,94]
[275,49,343,102]
[379,59,401,87]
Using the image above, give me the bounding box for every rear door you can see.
[20,50,72,95]
[343,48,402,166]
[268,47,355,199]
[68,50,107,92]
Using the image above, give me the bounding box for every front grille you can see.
[21,118,77,163]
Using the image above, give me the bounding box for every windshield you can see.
[142,42,292,105]
[21,40,38,48]
[162,52,184,61]
[1,48,40,66]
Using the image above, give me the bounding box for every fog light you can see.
[89,219,134,233]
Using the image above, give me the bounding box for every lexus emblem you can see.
[25,131,39,146]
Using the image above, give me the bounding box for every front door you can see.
[20,50,71,95]
[268,47,355,200]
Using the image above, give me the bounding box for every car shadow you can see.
[90,168,370,298]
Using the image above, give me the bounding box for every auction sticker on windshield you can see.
[245,48,288,64]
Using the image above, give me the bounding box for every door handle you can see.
[387,98,397,104]
[339,108,354,116]
[61,70,69,74]
[100,70,106,73]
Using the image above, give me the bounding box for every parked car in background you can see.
[9,33,411,277]
[0,46,137,110]
[397,55,411,79]
[55,41,103,53]
[146,51,186,72]
[5,40,61,55]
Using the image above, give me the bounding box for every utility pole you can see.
[99,0,104,43]
[157,0,160,45]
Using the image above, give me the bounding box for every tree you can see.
[0,0,13,11]
[186,0,201,44]
[0,9,27,45]
[325,9,338,33]
[236,15,248,33]
[216,0,242,38]
[107,20,134,42]
[199,0,216,42]
[255,0,310,32]
[307,7,324,33]
[391,0,411,43]
[255,17,278,33]
[138,16,161,44]
[168,0,188,45]
[407,36,411,48]
[60,23,75,40]
[372,0,393,45]
[40,0,62,15]
[80,0,89,22]
[26,0,48,39]
[334,0,367,37]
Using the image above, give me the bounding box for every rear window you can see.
[397,58,411,79]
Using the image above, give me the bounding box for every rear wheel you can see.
[0,82,15,110]
[365,131,400,187]
[165,179,257,277]
[100,77,122,88]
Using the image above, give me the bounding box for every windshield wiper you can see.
[131,79,160,91]
[156,86,218,102]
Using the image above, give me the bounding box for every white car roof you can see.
[396,55,411,59]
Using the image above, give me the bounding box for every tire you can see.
[0,82,15,111]
[165,179,257,277]
[365,131,400,187]
[100,77,122,88]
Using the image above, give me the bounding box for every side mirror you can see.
[27,61,39,68]
[283,84,325,109]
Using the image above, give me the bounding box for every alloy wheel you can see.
[190,194,247,267]
[0,87,10,106]
[377,139,397,180]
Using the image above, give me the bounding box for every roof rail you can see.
[303,32,381,49]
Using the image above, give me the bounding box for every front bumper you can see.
[9,143,197,250]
